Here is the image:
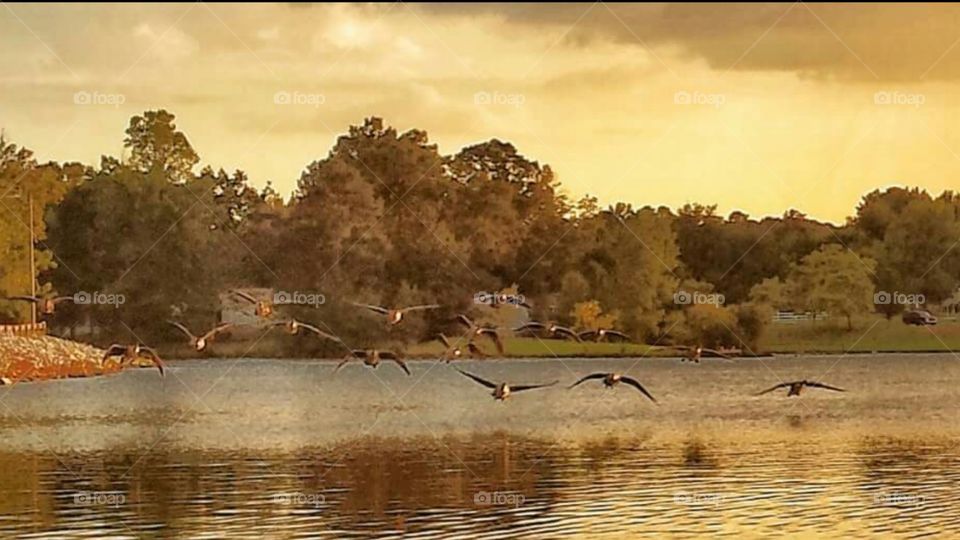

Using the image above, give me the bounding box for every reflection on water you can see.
[0,355,957,538]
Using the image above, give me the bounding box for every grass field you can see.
[760,315,960,353]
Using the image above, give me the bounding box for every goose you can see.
[669,345,731,363]
[455,368,557,401]
[167,321,233,352]
[231,290,273,318]
[568,372,657,403]
[5,295,75,315]
[102,344,165,376]
[436,333,487,362]
[577,328,632,343]
[756,380,845,397]
[351,302,440,326]
[271,319,342,342]
[335,349,410,375]
[455,315,505,355]
[513,321,582,342]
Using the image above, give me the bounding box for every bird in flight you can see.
[351,302,441,326]
[755,380,845,397]
[513,321,582,342]
[568,372,657,403]
[455,315,505,355]
[577,328,632,343]
[102,344,165,376]
[230,290,274,319]
[455,368,557,401]
[4,295,75,315]
[335,349,410,375]
[271,319,342,343]
[167,321,233,352]
[668,345,732,363]
[436,333,487,362]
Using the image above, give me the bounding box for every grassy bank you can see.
[759,315,960,353]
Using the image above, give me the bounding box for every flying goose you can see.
[669,345,731,363]
[436,333,487,362]
[335,349,410,375]
[578,328,632,343]
[167,321,233,352]
[513,321,582,342]
[230,289,273,318]
[568,372,657,403]
[351,302,440,326]
[102,344,165,376]
[271,319,342,342]
[756,380,845,397]
[455,368,557,401]
[5,295,75,315]
[455,315,505,355]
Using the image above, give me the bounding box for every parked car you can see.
[902,309,938,326]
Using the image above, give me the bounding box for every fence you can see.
[0,322,48,337]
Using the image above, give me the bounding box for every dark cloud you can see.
[418,3,960,81]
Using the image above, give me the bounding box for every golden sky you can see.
[4,3,960,223]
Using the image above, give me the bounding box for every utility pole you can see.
[28,194,36,324]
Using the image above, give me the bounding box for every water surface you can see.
[0,354,957,538]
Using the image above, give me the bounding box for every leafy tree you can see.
[785,244,876,330]
[124,110,199,184]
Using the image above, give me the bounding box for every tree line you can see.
[1,111,957,353]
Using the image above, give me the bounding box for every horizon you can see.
[6,3,960,223]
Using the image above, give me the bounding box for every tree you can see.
[124,110,199,184]
[786,244,876,330]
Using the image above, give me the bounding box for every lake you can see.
[0,354,957,538]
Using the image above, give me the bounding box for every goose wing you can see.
[806,381,846,392]
[139,346,165,376]
[436,333,451,348]
[477,328,505,355]
[102,344,126,360]
[604,330,632,342]
[52,296,77,304]
[755,382,791,396]
[456,369,497,389]
[352,302,389,315]
[568,373,607,389]
[296,322,342,343]
[700,347,732,359]
[512,380,559,393]
[380,353,410,375]
[620,376,657,403]
[513,321,546,332]
[230,289,258,304]
[455,314,474,329]
[400,304,440,313]
[578,330,597,341]
[167,321,196,340]
[5,296,39,304]
[201,323,234,341]
[553,326,582,341]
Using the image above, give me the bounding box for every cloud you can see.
[418,3,960,81]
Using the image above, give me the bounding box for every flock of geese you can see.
[4,293,847,400]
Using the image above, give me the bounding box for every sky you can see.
[4,2,960,223]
